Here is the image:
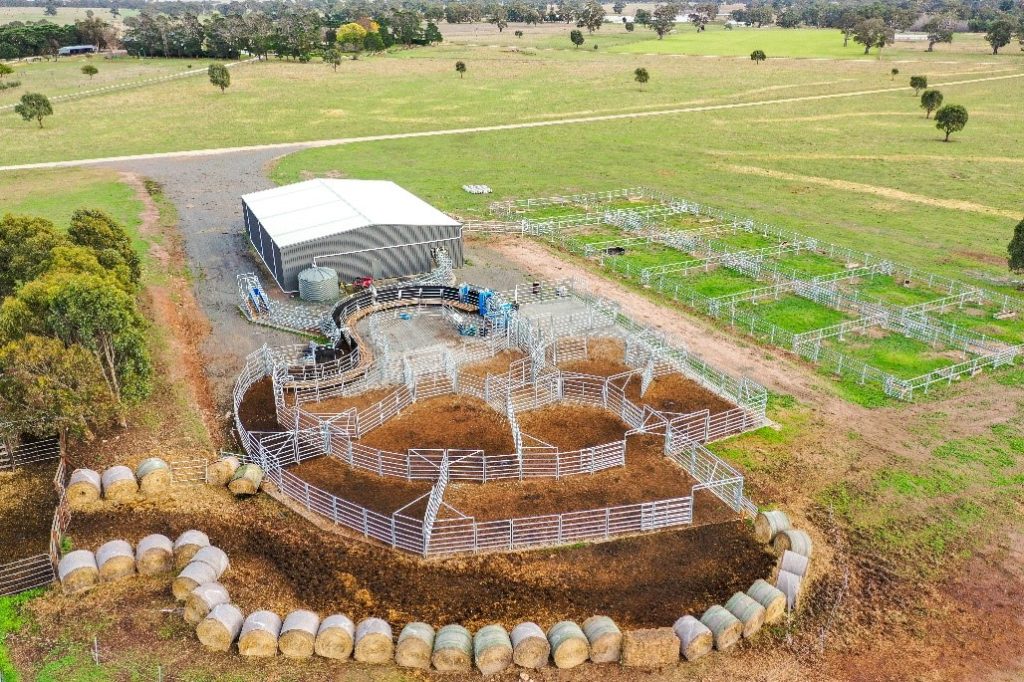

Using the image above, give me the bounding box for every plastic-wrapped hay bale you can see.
[135,457,171,496]
[101,465,138,501]
[432,624,472,673]
[58,550,98,593]
[748,579,788,625]
[228,464,264,497]
[754,510,791,544]
[197,603,244,652]
[582,615,622,664]
[353,617,392,664]
[620,628,678,668]
[546,621,589,669]
[773,529,813,559]
[67,469,101,507]
[474,624,513,676]
[173,530,210,569]
[777,549,810,580]
[135,534,173,575]
[673,616,712,662]
[172,561,217,601]
[279,610,320,659]
[510,622,549,669]
[190,545,229,579]
[239,610,282,657]
[315,614,355,660]
[208,455,241,487]
[776,570,803,611]
[725,592,766,639]
[185,582,230,625]
[96,539,135,582]
[395,622,434,670]
[700,605,742,651]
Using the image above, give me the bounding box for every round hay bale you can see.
[96,539,135,582]
[67,469,101,507]
[474,624,512,677]
[395,622,434,670]
[101,465,138,501]
[135,457,171,496]
[582,615,622,664]
[725,592,766,639]
[546,621,589,669]
[239,610,282,658]
[208,455,241,487]
[775,570,803,611]
[58,549,98,593]
[510,621,549,669]
[185,582,230,625]
[228,464,264,497]
[353,617,393,664]
[699,605,742,651]
[432,624,472,673]
[135,533,173,575]
[190,545,229,579]
[754,510,791,544]
[620,627,678,668]
[315,614,355,660]
[197,603,244,652]
[672,615,712,662]
[773,529,813,558]
[777,549,810,579]
[747,579,787,625]
[279,610,320,659]
[172,561,217,601]
[173,530,210,569]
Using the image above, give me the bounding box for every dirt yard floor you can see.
[359,395,515,454]
[296,385,401,415]
[517,403,629,450]
[443,434,737,523]
[0,460,59,562]
[286,455,433,515]
[459,349,527,378]
[623,372,737,415]
[235,376,282,432]
[557,337,634,376]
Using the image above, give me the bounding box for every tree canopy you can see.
[920,89,943,119]
[934,104,968,142]
[14,92,52,128]
[208,63,230,92]
[1008,219,1024,274]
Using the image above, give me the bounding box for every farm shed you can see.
[241,179,463,292]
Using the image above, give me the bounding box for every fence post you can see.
[604,508,610,539]
[362,508,369,537]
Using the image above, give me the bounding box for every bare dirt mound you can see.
[359,395,514,454]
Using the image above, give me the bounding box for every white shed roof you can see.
[242,179,461,248]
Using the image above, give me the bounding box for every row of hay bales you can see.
[208,455,264,497]
[67,457,173,507]
[755,509,814,611]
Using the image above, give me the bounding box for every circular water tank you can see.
[298,266,340,302]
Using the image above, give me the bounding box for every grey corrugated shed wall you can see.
[242,200,463,291]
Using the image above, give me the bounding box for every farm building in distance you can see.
[241,179,464,292]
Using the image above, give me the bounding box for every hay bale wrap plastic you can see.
[172,561,218,601]
[279,610,320,659]
[672,615,712,661]
[197,603,244,652]
[725,591,766,638]
[747,579,787,624]
[58,549,98,593]
[208,455,241,487]
[776,570,803,611]
[67,468,101,506]
[239,610,282,657]
[95,539,135,582]
[777,549,810,580]
[173,530,210,569]
[773,529,813,558]
[700,605,743,651]
[135,457,171,496]
[228,464,264,496]
[754,510,791,543]
[546,621,589,669]
[185,582,230,625]
[101,465,138,501]
[135,533,173,575]
[432,624,473,672]
[395,622,434,670]
[474,624,513,676]
[190,545,229,579]
[582,615,622,664]
[315,614,355,660]
[353,617,393,664]
[510,621,549,669]
[620,627,678,668]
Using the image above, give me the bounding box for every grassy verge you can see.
[0,589,43,681]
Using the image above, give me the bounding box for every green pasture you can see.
[670,267,762,298]
[709,230,780,251]
[849,274,947,306]
[773,249,848,277]
[736,294,851,333]
[826,331,959,379]
[934,304,1024,345]
[0,6,136,24]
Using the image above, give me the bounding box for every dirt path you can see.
[1,72,1020,172]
